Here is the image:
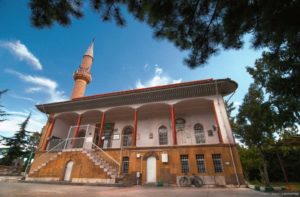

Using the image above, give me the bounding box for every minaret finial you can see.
[84,39,94,58]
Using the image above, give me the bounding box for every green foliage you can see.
[0,113,32,165]
[266,147,300,182]
[247,46,300,131]
[28,1,300,131]
[0,89,8,122]
[235,83,275,148]
[237,145,262,181]
[28,0,300,69]
[239,146,300,183]
[235,83,277,186]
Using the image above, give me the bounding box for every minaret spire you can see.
[84,38,94,58]
[71,39,94,99]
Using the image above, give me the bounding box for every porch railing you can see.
[46,137,89,151]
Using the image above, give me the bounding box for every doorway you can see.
[74,129,86,148]
[146,156,157,183]
[63,161,74,181]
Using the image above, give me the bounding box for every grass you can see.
[248,181,300,191]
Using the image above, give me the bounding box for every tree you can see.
[235,83,276,186]
[28,1,300,128]
[0,113,31,165]
[23,131,41,170]
[237,145,262,182]
[29,1,300,68]
[224,100,236,128]
[247,46,300,131]
[0,89,8,122]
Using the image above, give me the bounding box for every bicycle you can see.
[179,174,204,187]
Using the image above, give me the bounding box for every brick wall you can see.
[30,144,244,185]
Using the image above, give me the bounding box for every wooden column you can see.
[170,105,177,145]
[98,113,105,147]
[133,109,138,146]
[212,102,223,143]
[42,117,56,151]
[72,115,82,147]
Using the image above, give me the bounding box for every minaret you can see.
[71,40,94,99]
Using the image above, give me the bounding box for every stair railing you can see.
[90,143,120,173]
[26,139,67,176]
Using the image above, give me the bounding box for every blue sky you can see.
[0,1,262,137]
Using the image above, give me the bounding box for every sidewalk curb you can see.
[247,184,285,192]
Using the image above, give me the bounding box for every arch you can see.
[105,106,135,122]
[122,126,133,147]
[143,151,159,160]
[194,123,205,144]
[63,160,74,181]
[80,110,102,125]
[80,109,102,115]
[54,112,80,119]
[137,103,170,120]
[50,112,80,142]
[105,106,135,114]
[174,98,212,107]
[137,102,170,111]
[158,125,168,145]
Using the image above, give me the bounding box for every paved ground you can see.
[0,182,294,197]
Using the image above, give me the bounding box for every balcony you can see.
[46,124,98,151]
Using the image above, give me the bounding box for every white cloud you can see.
[154,65,163,75]
[0,109,46,136]
[0,40,43,70]
[136,64,182,88]
[8,93,36,103]
[5,69,67,102]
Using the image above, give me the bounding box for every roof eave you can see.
[36,78,237,114]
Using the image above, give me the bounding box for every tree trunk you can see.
[258,149,270,186]
[276,151,289,184]
[262,159,270,186]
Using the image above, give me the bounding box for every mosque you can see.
[27,41,245,186]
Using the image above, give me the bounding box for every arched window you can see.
[175,118,186,131]
[158,126,168,145]
[194,123,205,144]
[122,126,133,147]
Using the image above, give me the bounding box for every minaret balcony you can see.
[73,68,92,83]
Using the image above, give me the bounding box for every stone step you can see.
[83,150,120,180]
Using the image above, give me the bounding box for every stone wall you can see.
[29,144,245,185]
[30,151,110,180]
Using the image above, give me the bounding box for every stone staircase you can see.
[82,150,119,179]
[28,149,120,182]
[29,152,62,175]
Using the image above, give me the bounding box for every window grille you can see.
[122,157,129,173]
[212,154,223,173]
[196,154,206,173]
[122,126,133,147]
[158,126,168,145]
[175,118,186,131]
[194,123,205,144]
[180,155,189,173]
